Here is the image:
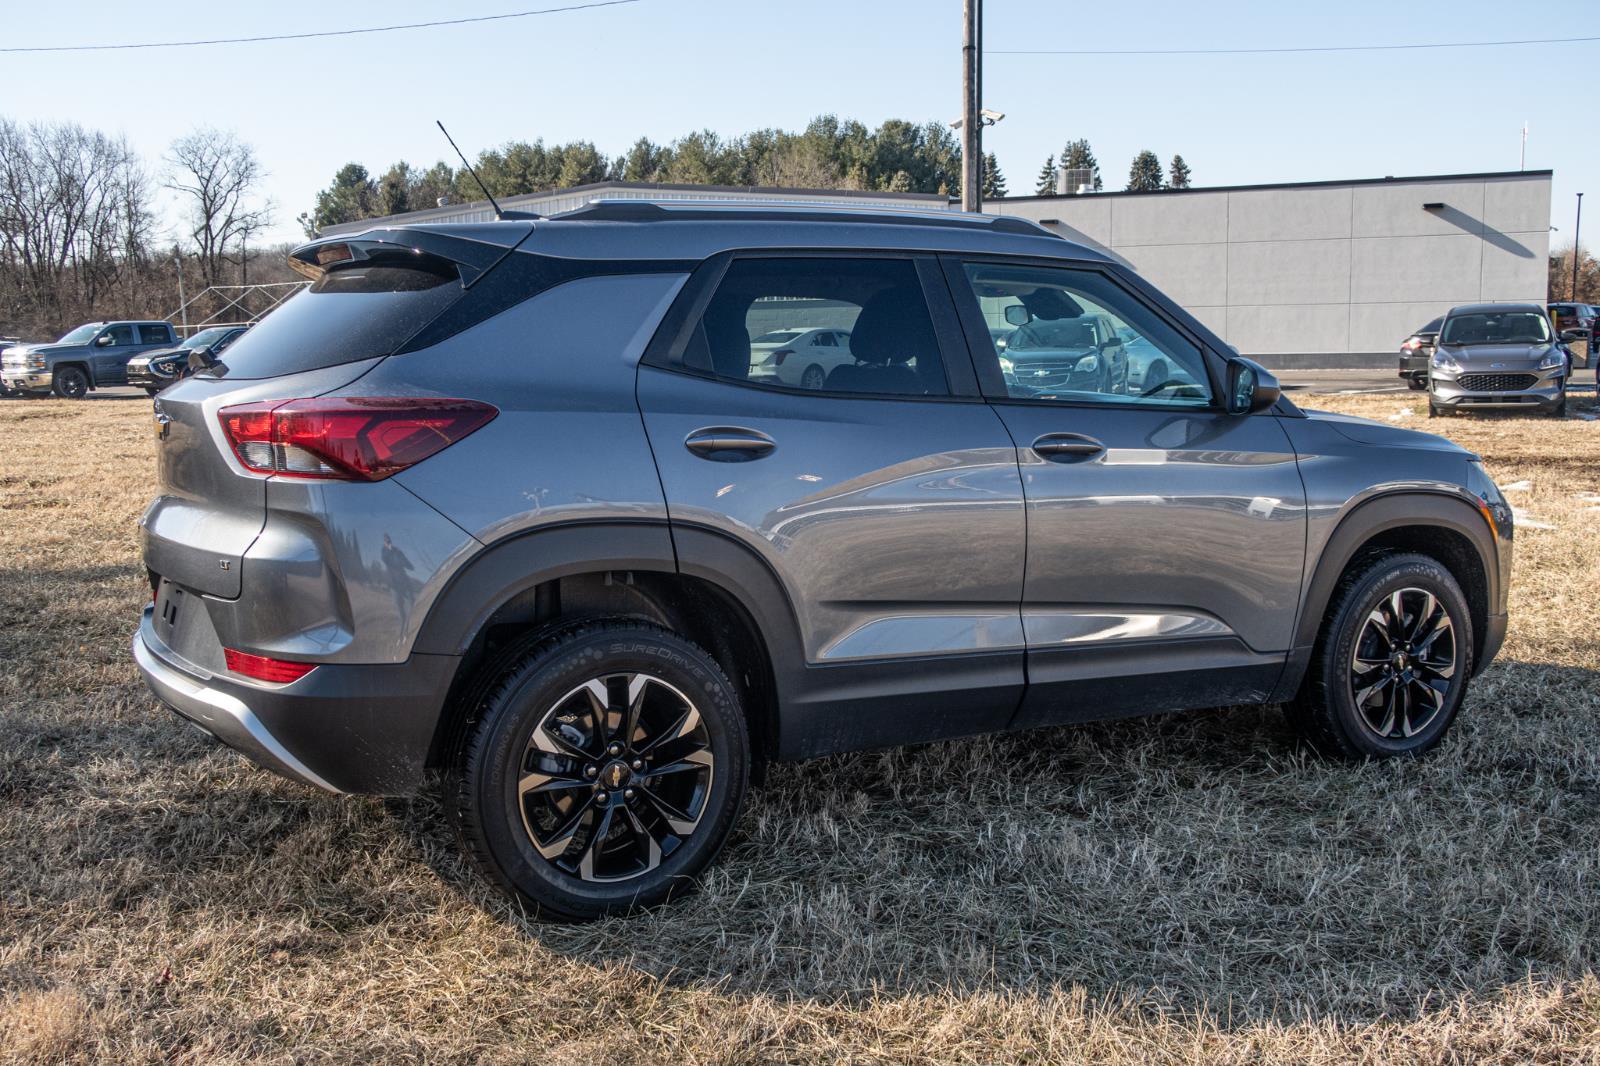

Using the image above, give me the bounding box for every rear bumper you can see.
[133,606,460,795]
[1398,354,1430,376]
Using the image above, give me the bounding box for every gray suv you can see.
[1427,302,1575,417]
[133,203,1512,919]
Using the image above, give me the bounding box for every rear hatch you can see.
[142,223,531,600]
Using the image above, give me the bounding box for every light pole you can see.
[173,255,189,335]
[960,0,982,213]
[1573,193,1584,302]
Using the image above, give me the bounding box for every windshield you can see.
[181,328,231,349]
[752,330,802,345]
[1440,311,1551,346]
[56,323,102,344]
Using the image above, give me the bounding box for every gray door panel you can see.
[994,404,1307,656]
[637,365,1027,667]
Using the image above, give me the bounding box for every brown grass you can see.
[2,390,1599,1064]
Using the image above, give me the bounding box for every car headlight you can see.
[27,355,45,369]
[1074,354,1100,373]
[998,355,1014,375]
[1537,346,1565,369]
[1430,350,1462,374]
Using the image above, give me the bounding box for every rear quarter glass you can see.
[202,264,465,380]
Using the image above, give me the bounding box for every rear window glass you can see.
[205,263,463,380]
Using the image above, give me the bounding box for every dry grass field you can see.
[2,389,1599,1064]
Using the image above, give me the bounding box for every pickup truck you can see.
[1,320,177,399]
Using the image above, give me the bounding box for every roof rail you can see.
[551,198,1059,238]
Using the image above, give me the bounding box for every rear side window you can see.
[684,257,949,396]
[207,261,464,380]
[139,324,172,345]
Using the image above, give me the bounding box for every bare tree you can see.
[166,128,271,286]
[0,117,154,331]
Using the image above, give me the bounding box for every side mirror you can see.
[1003,304,1031,327]
[1227,356,1280,415]
[1560,328,1584,343]
[187,347,216,372]
[94,334,114,347]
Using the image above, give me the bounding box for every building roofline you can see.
[992,169,1553,204]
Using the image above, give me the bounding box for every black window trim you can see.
[640,247,985,403]
[939,252,1231,414]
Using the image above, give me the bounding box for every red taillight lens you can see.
[219,397,497,480]
[1402,339,1421,351]
[772,349,793,366]
[224,648,317,683]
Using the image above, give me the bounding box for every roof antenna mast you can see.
[436,120,506,220]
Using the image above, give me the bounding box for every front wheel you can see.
[449,622,749,920]
[1286,552,1473,759]
[51,366,89,400]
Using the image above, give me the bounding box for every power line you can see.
[989,34,1600,57]
[0,0,642,54]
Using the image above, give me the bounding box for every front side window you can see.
[101,325,136,346]
[1441,311,1551,346]
[685,257,949,397]
[960,263,1212,407]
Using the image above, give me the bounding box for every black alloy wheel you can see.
[517,671,715,883]
[1347,587,1457,740]
[1287,552,1472,759]
[52,366,88,400]
[450,622,748,920]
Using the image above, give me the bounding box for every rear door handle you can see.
[684,427,776,462]
[1031,432,1105,462]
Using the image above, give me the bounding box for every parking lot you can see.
[2,389,1597,1062]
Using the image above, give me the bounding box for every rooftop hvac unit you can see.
[1056,167,1094,196]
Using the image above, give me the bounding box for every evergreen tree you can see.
[304,163,377,236]
[1035,154,1059,196]
[1060,139,1102,191]
[982,153,1007,198]
[1126,150,1165,192]
[1168,154,1192,189]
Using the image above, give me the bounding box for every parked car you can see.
[0,337,29,397]
[1,320,177,399]
[998,303,1129,395]
[746,327,854,389]
[1398,316,1444,389]
[1547,302,1597,369]
[126,326,250,394]
[133,204,1512,920]
[1117,325,1204,397]
[1427,303,1574,418]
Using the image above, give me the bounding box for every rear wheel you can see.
[1407,375,1427,391]
[1286,552,1472,759]
[51,366,88,400]
[449,622,749,920]
[801,364,826,389]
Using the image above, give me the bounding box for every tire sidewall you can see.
[466,626,748,916]
[1321,556,1474,757]
[53,367,88,399]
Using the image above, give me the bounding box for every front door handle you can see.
[1031,432,1105,462]
[684,427,776,462]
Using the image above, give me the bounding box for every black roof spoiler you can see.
[288,223,533,286]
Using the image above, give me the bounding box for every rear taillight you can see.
[218,397,497,481]
[772,349,794,366]
[1401,339,1421,351]
[224,648,317,683]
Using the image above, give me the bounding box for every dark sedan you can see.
[126,326,248,394]
[1398,316,1443,389]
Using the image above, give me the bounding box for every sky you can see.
[4,0,1597,247]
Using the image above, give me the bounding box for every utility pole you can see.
[1573,193,1584,301]
[961,0,981,213]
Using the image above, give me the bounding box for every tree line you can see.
[1034,140,1193,195]
[303,116,994,235]
[0,117,282,340]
